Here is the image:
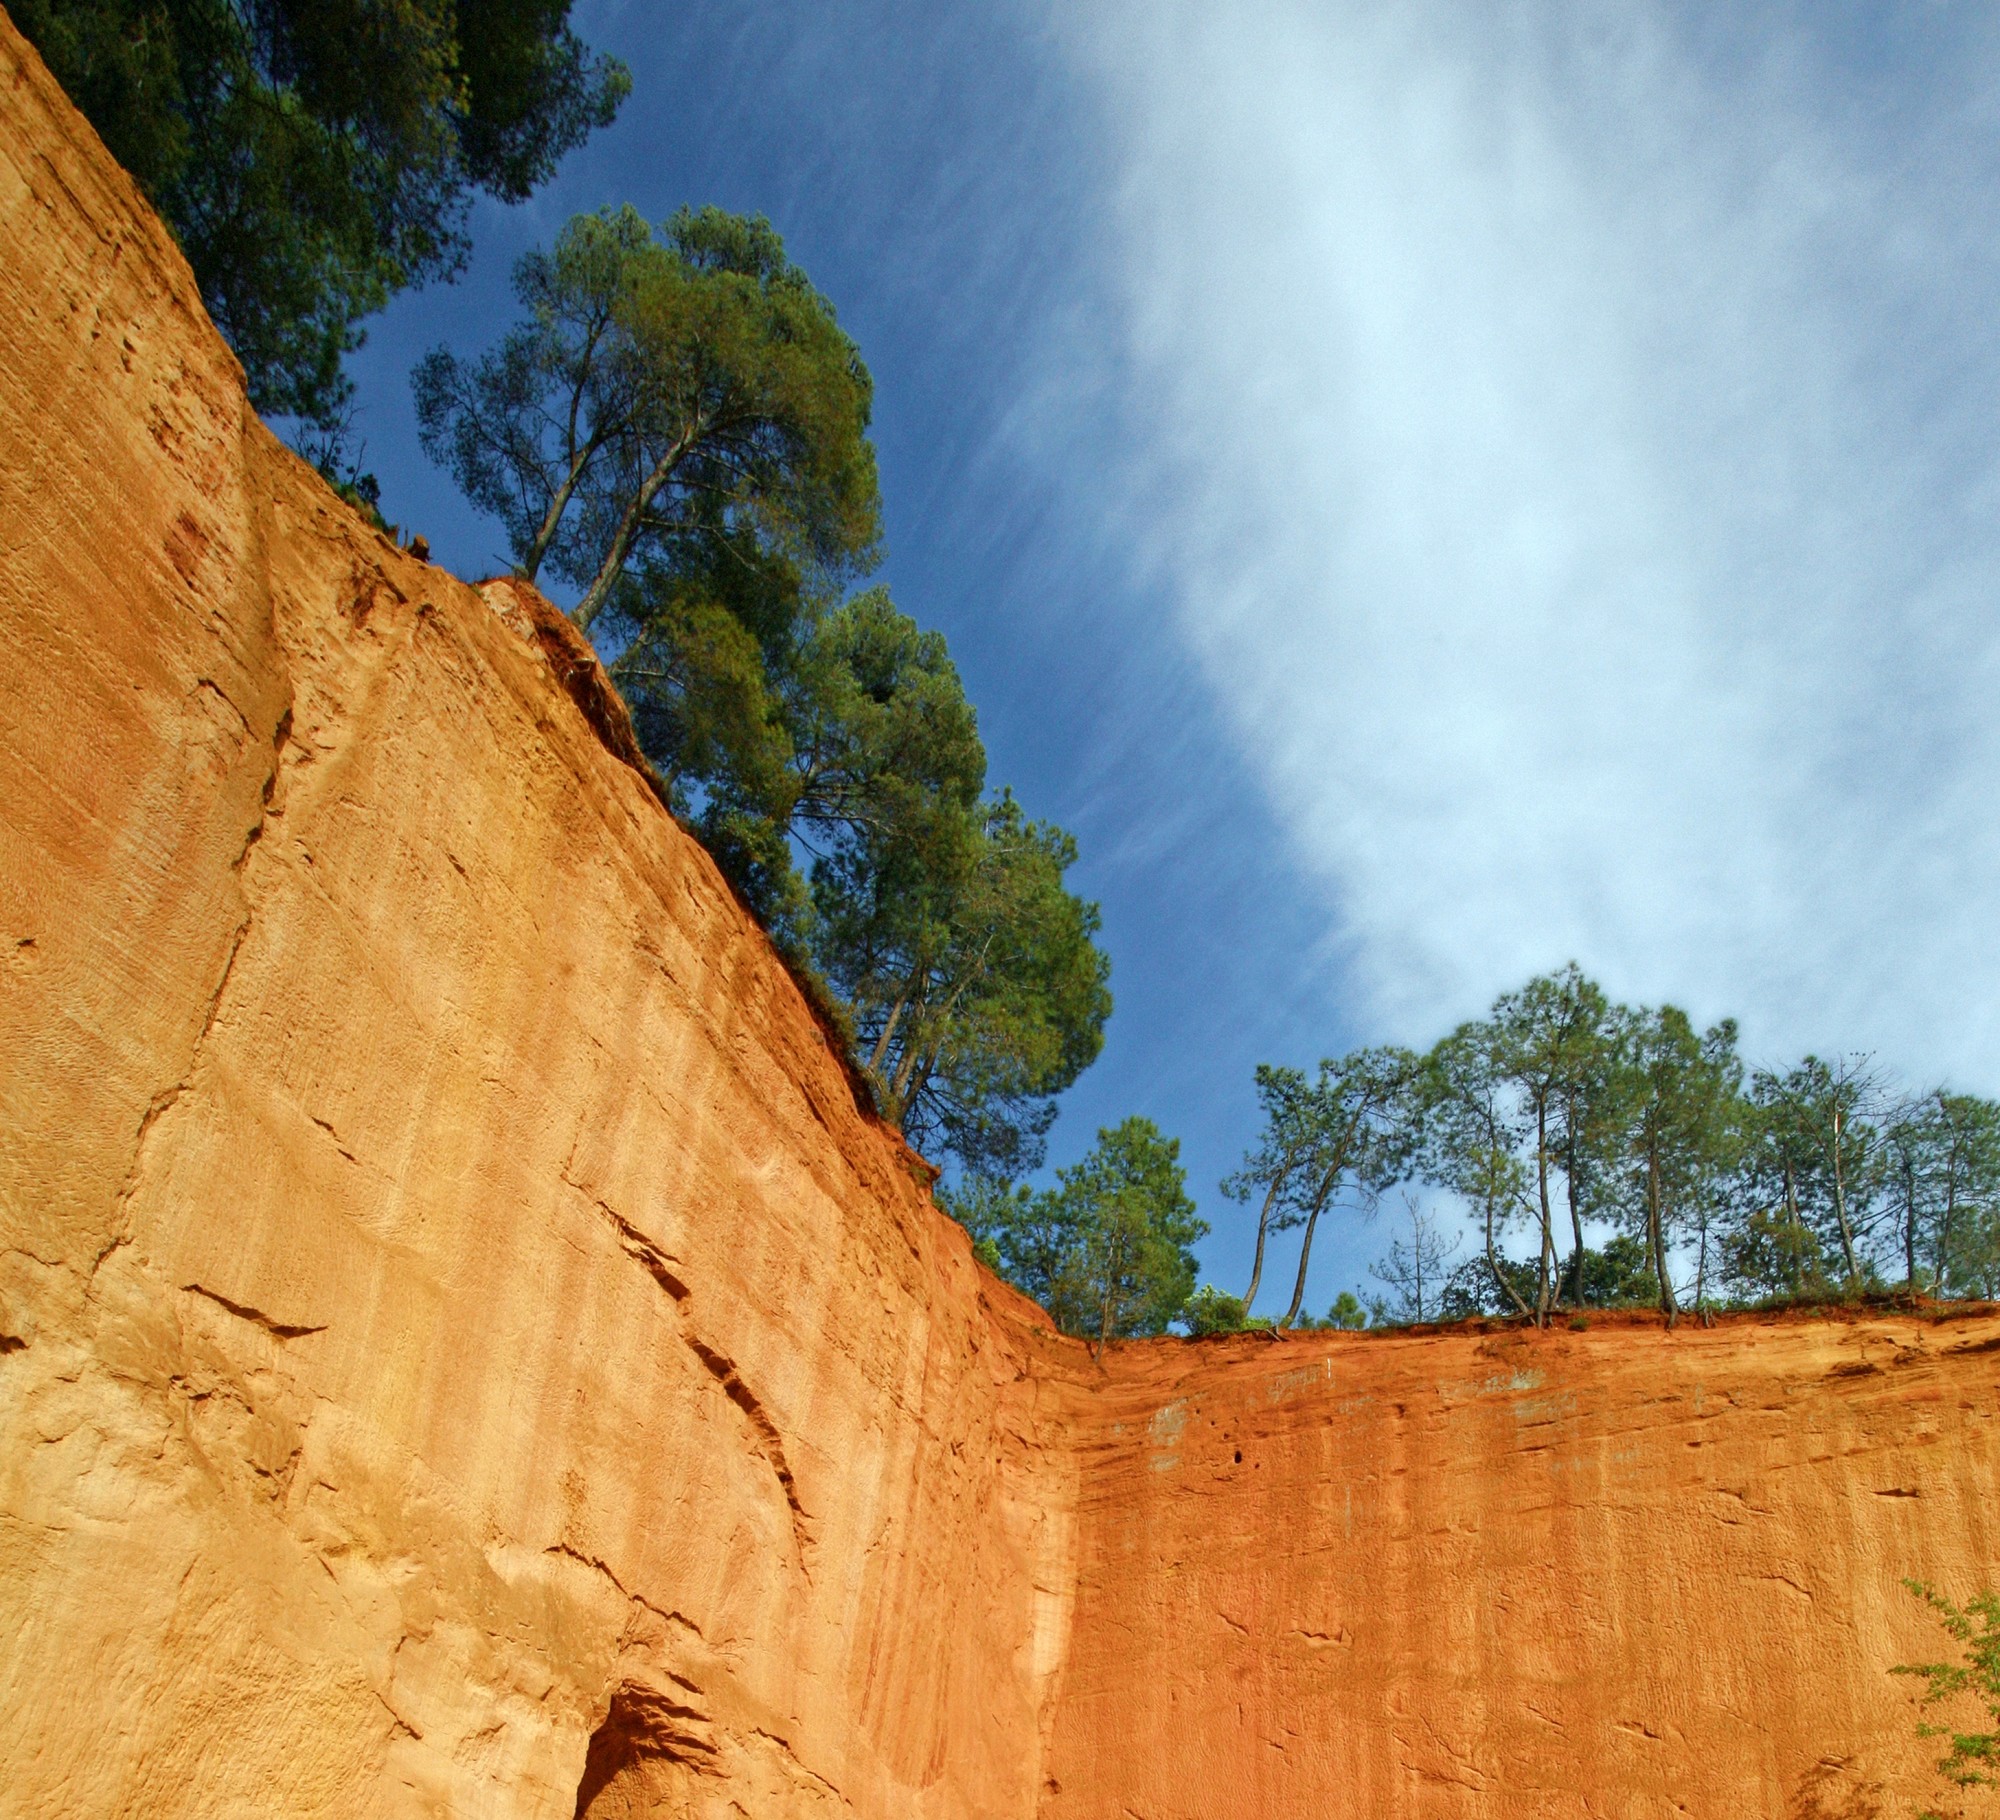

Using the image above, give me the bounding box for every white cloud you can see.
[1038,1,2000,1083]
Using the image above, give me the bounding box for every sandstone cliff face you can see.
[0,22,1080,1818]
[1043,1315,2000,1818]
[1,18,1997,1819]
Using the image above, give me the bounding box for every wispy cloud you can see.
[1038,2,2000,1082]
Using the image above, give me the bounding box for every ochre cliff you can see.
[0,16,1996,1818]
[0,19,1081,1817]
[1042,1314,2000,1818]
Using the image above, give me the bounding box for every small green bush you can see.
[1183,1285,1248,1337]
[1893,1579,2000,1803]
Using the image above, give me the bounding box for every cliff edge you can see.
[1,17,1995,1818]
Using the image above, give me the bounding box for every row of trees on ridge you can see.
[413,205,1114,1177]
[959,966,2000,1347]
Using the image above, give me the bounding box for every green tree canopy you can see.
[1605,1007,1741,1326]
[20,0,628,427]
[1932,1093,2000,1298]
[1415,1020,1535,1320]
[1878,1091,2000,1299]
[417,211,1107,1175]
[1061,1119,1206,1356]
[947,1120,1205,1352]
[1240,968,1997,1329]
[815,788,1110,1177]
[1729,1056,1884,1292]
[1487,966,1628,1322]
[415,203,881,631]
[711,588,1108,1177]
[1223,1048,1417,1330]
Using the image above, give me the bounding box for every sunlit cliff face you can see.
[1,16,1997,1819]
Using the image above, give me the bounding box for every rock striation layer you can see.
[0,17,1996,1818]
[0,21,1080,1817]
[1041,1314,2000,1818]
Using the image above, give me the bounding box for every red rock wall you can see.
[2,15,1997,1819]
[1048,1316,2000,1818]
[0,19,1081,1817]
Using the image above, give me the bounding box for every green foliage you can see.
[420,209,1109,1175]
[1748,1056,1882,1288]
[1231,963,2000,1337]
[804,670,1110,1175]
[19,0,628,428]
[1720,1206,1833,1304]
[1884,1093,2000,1300]
[947,1121,1205,1350]
[1435,1251,1541,1321]
[1894,1581,2000,1796]
[415,203,880,630]
[1607,1006,1742,1325]
[1573,1232,1659,1306]
[1487,964,1629,1320]
[1324,1291,1369,1331]
[1182,1284,1249,1337]
[1059,1120,1205,1353]
[1435,1234,1686,1320]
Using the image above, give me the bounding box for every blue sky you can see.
[343,2,2000,1315]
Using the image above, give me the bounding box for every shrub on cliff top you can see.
[945,1120,1205,1354]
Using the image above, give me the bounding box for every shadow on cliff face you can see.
[573,1681,719,1818]
[1787,1754,1887,1820]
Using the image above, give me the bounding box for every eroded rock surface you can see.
[1042,1314,2000,1818]
[1,17,1996,1818]
[0,21,1079,1818]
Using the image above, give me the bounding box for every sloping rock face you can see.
[0,21,1081,1819]
[1,16,1997,1819]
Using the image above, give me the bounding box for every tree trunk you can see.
[1904,1166,1917,1295]
[1094,1227,1127,1363]
[1243,1178,1285,1313]
[1937,1099,1959,1292]
[571,418,704,631]
[1565,1140,1587,1308]
[1649,1148,1678,1328]
[1534,1101,1554,1328]
[1693,1209,1711,1325]
[888,1014,930,1107]
[1485,1197,1533,1321]
[522,430,602,582]
[1782,1155,1807,1286]
[1829,1103,1859,1283]
[1280,1169,1338,1329]
[866,987,910,1080]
